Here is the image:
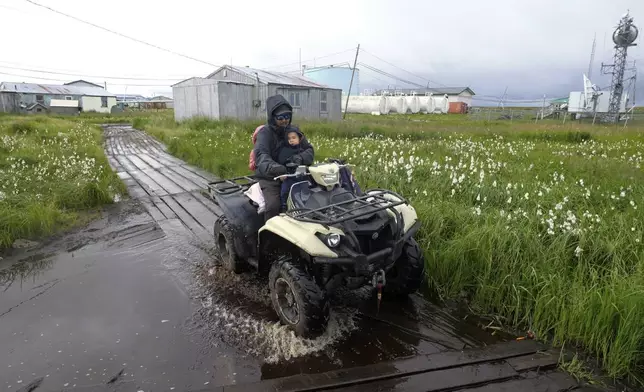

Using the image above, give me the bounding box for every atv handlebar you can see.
[273,163,349,181]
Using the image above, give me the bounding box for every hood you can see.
[266,94,293,127]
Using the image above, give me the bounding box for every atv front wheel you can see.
[385,238,425,297]
[213,216,244,273]
[269,258,330,338]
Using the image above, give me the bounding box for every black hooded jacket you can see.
[254,94,314,180]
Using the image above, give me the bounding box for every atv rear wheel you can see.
[269,257,330,338]
[213,215,244,274]
[385,238,425,297]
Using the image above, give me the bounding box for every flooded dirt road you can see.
[0,125,600,391]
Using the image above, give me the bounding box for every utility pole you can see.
[299,48,302,75]
[343,44,360,120]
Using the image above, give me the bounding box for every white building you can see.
[0,81,116,114]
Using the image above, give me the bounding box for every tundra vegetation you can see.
[0,115,125,248]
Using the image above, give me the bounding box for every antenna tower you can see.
[587,33,596,79]
[601,12,639,123]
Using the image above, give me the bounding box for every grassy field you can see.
[0,115,125,249]
[128,109,644,384]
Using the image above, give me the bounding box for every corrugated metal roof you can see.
[207,65,335,89]
[0,82,115,97]
[374,87,475,96]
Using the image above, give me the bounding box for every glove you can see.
[271,164,287,176]
[290,154,303,165]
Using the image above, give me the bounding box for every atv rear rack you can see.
[208,176,258,196]
[286,189,407,226]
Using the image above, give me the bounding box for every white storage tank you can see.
[404,95,420,114]
[386,96,408,114]
[345,95,389,114]
[431,94,449,114]
[418,95,435,113]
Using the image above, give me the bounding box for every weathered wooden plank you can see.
[115,155,138,172]
[221,340,543,392]
[151,196,177,220]
[137,153,164,169]
[161,195,209,240]
[120,177,149,199]
[126,155,153,171]
[138,197,166,222]
[329,362,517,392]
[169,165,210,187]
[129,170,168,197]
[143,169,184,195]
[465,371,579,392]
[191,191,224,216]
[159,167,202,192]
[181,164,218,182]
[506,350,561,372]
[172,192,218,231]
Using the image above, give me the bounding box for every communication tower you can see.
[601,12,638,123]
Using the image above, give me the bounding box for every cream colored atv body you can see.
[208,159,425,338]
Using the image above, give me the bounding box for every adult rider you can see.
[254,94,314,222]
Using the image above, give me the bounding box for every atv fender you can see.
[258,215,344,259]
[366,190,418,233]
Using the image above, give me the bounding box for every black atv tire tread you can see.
[385,238,425,297]
[213,215,244,274]
[269,258,330,338]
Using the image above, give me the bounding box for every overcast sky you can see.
[1,0,642,103]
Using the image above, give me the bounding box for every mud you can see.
[1,125,515,391]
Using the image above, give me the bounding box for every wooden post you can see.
[343,44,360,120]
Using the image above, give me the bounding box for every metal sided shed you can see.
[172,78,256,121]
[204,65,343,122]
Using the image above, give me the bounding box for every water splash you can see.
[196,297,358,363]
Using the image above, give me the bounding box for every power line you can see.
[263,48,356,70]
[22,0,219,68]
[358,62,426,88]
[0,64,186,81]
[0,71,173,87]
[360,48,447,88]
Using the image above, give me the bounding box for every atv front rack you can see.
[208,176,258,196]
[286,189,407,226]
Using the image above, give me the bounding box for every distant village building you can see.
[0,81,116,114]
[372,87,476,106]
[172,65,342,122]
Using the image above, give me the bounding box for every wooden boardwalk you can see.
[212,340,602,392]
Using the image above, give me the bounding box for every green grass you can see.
[0,115,125,248]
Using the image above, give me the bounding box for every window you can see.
[289,91,301,108]
[65,96,72,100]
[101,96,108,107]
[36,95,44,104]
[223,69,228,77]
[320,91,327,113]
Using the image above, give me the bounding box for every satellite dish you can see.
[612,19,638,46]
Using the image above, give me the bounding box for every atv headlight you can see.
[317,233,341,248]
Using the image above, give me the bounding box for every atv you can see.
[207,158,425,338]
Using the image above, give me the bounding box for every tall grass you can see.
[135,112,644,384]
[0,116,125,248]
